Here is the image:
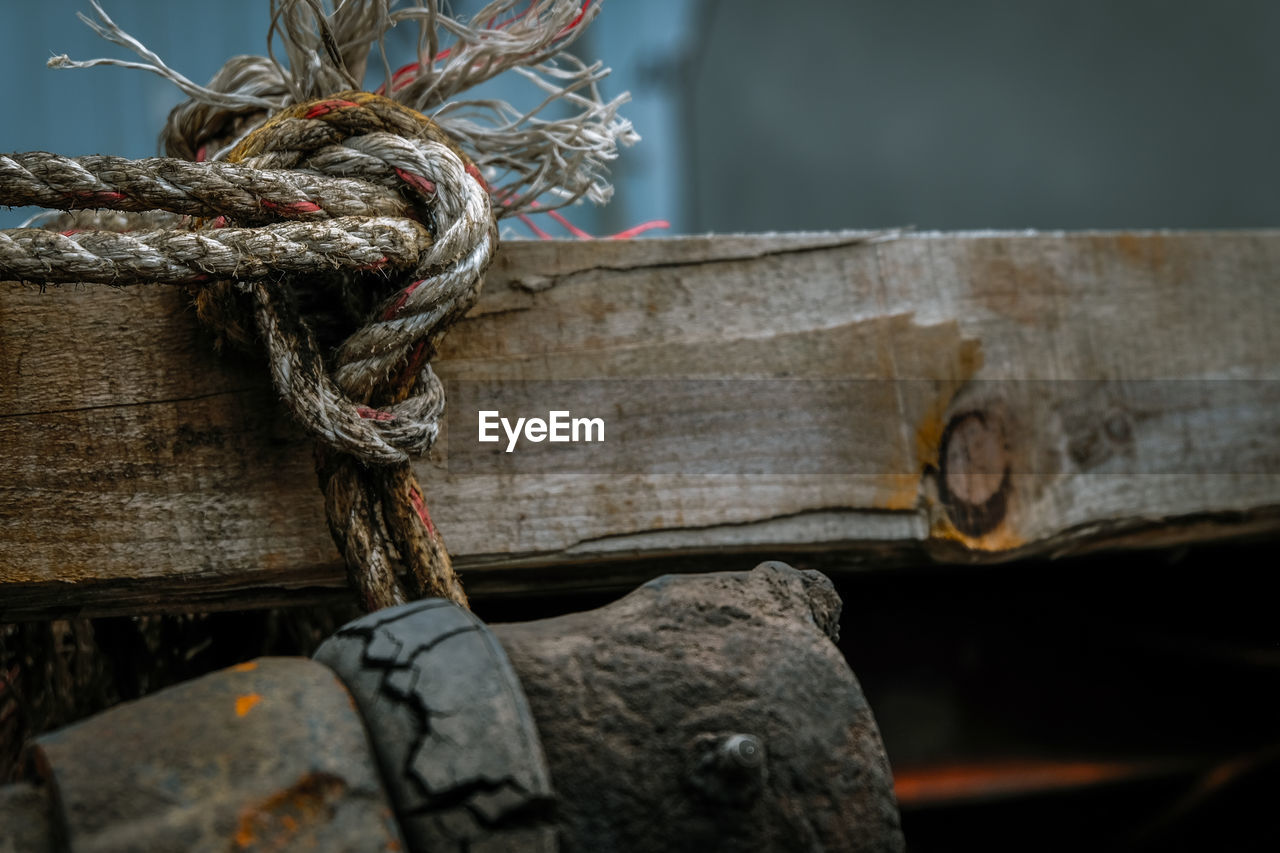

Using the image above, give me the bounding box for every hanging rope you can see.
[0,0,638,612]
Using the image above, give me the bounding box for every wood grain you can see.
[3,231,1278,617]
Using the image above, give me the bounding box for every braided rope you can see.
[223,92,494,609]
[0,152,407,222]
[1,92,492,610]
[0,217,428,285]
[3,0,633,612]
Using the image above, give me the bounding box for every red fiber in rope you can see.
[356,406,396,422]
[398,340,429,389]
[605,219,670,240]
[261,198,322,215]
[545,206,593,239]
[383,279,426,320]
[512,198,670,241]
[408,485,438,537]
[517,212,554,240]
[464,162,488,190]
[303,99,362,119]
[393,168,437,196]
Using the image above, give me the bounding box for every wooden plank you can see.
[2,231,1278,618]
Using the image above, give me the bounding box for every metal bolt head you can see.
[719,733,764,770]
[688,732,768,805]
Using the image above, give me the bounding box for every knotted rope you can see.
[3,91,489,610]
[231,91,496,611]
[1,0,637,611]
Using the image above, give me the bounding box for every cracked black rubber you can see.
[314,600,557,853]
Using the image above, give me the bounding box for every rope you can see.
[0,217,428,285]
[0,152,407,222]
[1,91,492,610]
[227,91,495,609]
[61,0,635,219]
[1,0,634,612]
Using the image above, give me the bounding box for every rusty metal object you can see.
[23,657,403,852]
[491,562,905,853]
[314,600,556,853]
[4,564,902,851]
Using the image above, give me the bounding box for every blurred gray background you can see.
[2,0,1278,234]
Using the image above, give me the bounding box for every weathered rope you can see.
[0,216,428,285]
[57,0,636,218]
[1,0,632,612]
[0,152,407,222]
[217,91,495,608]
[216,91,497,462]
[1,92,483,610]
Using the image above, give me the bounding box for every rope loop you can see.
[205,90,495,466]
[204,91,495,609]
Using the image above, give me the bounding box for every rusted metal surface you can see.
[24,657,402,852]
[4,566,904,851]
[491,562,906,852]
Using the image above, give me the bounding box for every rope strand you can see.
[0,216,429,285]
[0,152,408,222]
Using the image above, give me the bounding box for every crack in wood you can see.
[0,385,263,420]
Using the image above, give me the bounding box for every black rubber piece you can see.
[314,600,557,853]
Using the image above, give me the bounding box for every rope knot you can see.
[179,91,496,608]
[11,0,637,612]
[205,91,497,465]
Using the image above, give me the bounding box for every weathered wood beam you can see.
[3,231,1278,618]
